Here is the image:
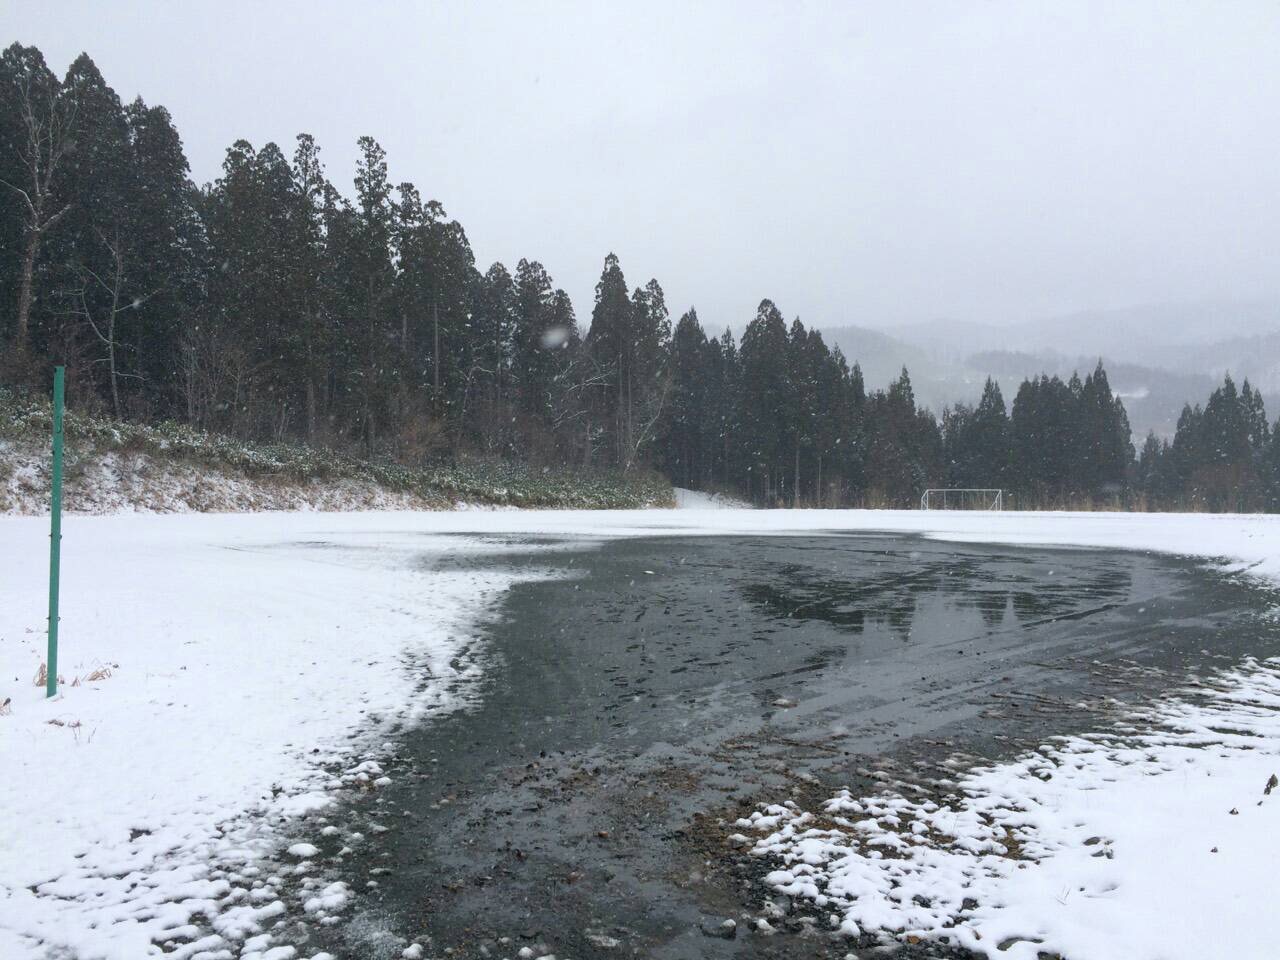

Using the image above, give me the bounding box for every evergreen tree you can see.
[201,139,308,435]
[1136,431,1172,507]
[469,261,516,451]
[1012,375,1078,503]
[709,328,741,489]
[583,253,632,466]
[1192,374,1264,509]
[624,278,673,470]
[865,368,940,507]
[540,288,584,461]
[1265,417,1280,511]
[1241,379,1270,453]
[123,98,204,419]
[667,308,709,488]
[809,337,848,505]
[1079,362,1132,499]
[288,133,335,441]
[785,317,817,505]
[511,258,556,425]
[738,300,789,501]
[946,377,1010,489]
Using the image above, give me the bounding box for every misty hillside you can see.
[822,301,1280,439]
[888,301,1280,358]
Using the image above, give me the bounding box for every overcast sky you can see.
[6,1,1279,334]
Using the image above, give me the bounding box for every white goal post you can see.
[919,488,1004,511]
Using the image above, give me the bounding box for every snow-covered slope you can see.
[0,437,673,515]
[1,440,438,514]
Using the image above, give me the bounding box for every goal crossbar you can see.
[919,488,1004,510]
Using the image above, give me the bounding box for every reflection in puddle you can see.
[743,552,1132,640]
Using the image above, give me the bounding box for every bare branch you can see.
[0,177,36,218]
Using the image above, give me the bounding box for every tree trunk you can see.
[794,441,801,508]
[306,378,317,441]
[625,373,634,471]
[106,248,125,418]
[13,227,41,354]
[184,345,196,424]
[432,298,441,410]
[106,323,120,418]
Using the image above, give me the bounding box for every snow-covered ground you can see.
[672,486,752,509]
[741,657,1280,958]
[3,508,1280,959]
[0,515,558,960]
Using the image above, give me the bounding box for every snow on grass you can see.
[672,486,752,509]
[0,439,442,514]
[0,513,567,960]
[3,508,1280,958]
[742,657,1280,958]
[1,436,673,515]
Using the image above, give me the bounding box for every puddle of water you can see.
[302,534,1280,960]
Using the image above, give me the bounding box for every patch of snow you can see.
[745,657,1280,958]
[672,486,752,509]
[0,514,562,959]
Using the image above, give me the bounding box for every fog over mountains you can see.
[820,300,1280,440]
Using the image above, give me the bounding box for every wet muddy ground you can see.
[301,533,1280,959]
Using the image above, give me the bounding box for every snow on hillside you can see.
[1,439,436,514]
[3,508,1280,958]
[672,486,752,509]
[0,436,672,515]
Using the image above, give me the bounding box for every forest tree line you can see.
[4,44,1280,510]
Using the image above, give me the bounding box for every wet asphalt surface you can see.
[303,533,1280,960]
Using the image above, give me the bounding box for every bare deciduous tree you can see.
[61,229,154,417]
[0,49,77,356]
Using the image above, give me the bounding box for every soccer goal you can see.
[919,488,1004,511]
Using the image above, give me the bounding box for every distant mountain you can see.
[1154,330,1280,393]
[820,324,992,426]
[818,301,1280,440]
[1014,300,1280,354]
[818,325,943,389]
[884,300,1280,361]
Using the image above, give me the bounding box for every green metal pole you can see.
[47,366,64,698]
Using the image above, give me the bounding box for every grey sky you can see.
[6,1,1279,334]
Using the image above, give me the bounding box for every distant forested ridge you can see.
[3,44,1279,510]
